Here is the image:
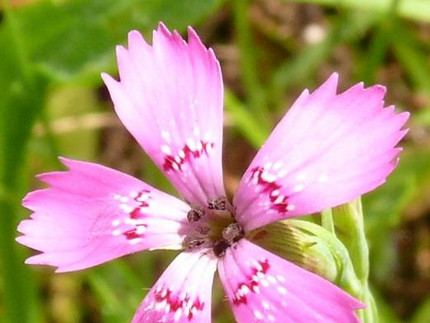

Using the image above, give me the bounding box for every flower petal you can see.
[17,158,191,272]
[132,250,217,322]
[234,73,409,230]
[219,239,363,323]
[102,23,225,206]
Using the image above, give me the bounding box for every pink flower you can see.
[17,23,408,322]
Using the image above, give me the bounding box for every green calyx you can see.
[247,218,361,297]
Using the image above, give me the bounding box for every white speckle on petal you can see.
[262,300,270,310]
[264,162,272,169]
[203,132,211,141]
[273,161,282,170]
[267,275,277,284]
[253,260,263,271]
[161,130,171,140]
[260,279,269,287]
[186,138,195,151]
[293,184,304,192]
[120,204,133,213]
[261,171,276,183]
[254,310,264,320]
[270,189,280,197]
[286,204,295,211]
[268,314,275,322]
[277,286,287,295]
[276,275,286,283]
[278,169,287,177]
[111,219,121,226]
[155,299,166,310]
[161,145,172,155]
[112,229,121,236]
[174,308,182,321]
[193,126,200,136]
[296,172,307,181]
[136,226,146,234]
[129,238,143,245]
[129,191,138,198]
[273,196,285,205]
[319,173,328,183]
[183,306,190,318]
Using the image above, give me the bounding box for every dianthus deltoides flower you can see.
[17,23,408,322]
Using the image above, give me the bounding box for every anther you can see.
[222,222,244,244]
[213,239,230,258]
[207,197,228,211]
[182,234,209,251]
[187,205,205,222]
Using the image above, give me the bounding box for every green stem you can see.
[333,198,378,322]
[321,208,335,234]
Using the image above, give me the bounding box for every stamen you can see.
[182,225,210,251]
[182,198,243,257]
[187,205,205,222]
[222,222,244,244]
[207,197,227,210]
[182,235,208,251]
[213,239,230,258]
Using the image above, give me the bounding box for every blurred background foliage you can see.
[0,0,429,322]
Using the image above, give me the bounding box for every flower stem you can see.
[332,198,378,322]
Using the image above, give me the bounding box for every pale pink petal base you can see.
[17,158,191,272]
[102,23,226,206]
[219,239,363,323]
[235,73,409,230]
[132,250,217,322]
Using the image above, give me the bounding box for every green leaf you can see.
[363,149,430,281]
[0,21,46,323]
[411,297,430,323]
[15,0,225,84]
[269,11,377,109]
[392,22,430,92]
[224,90,269,148]
[291,0,430,23]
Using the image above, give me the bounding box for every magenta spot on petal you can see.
[113,189,152,241]
[134,190,151,204]
[232,259,270,306]
[250,167,290,213]
[153,286,204,320]
[130,208,142,219]
[129,189,150,219]
[123,225,147,240]
[162,141,214,172]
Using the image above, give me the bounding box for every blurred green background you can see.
[0,0,429,322]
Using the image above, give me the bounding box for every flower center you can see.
[182,196,244,258]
